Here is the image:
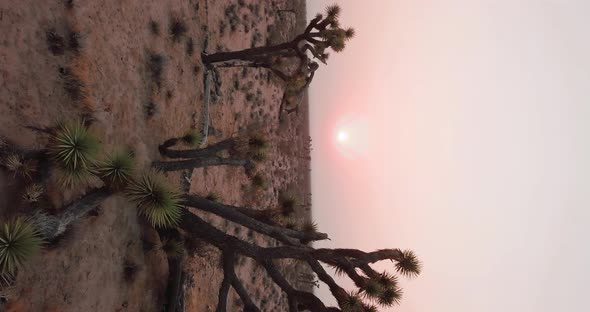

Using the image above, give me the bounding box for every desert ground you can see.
[0,0,313,311]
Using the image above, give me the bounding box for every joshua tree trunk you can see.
[31,187,111,241]
[159,138,236,159]
[201,42,295,64]
[152,157,251,172]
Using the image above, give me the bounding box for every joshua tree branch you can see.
[152,156,251,172]
[159,138,236,159]
[181,195,328,245]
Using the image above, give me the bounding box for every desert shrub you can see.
[147,53,164,87]
[250,173,266,189]
[186,37,194,56]
[59,67,87,101]
[125,171,182,228]
[0,218,44,276]
[46,30,65,55]
[67,31,81,53]
[149,20,160,35]
[144,101,157,118]
[169,18,187,42]
[123,260,139,283]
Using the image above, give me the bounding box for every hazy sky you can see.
[308,1,590,311]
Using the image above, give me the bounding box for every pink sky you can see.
[308,1,590,311]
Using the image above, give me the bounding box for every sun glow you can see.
[337,130,349,143]
[333,115,370,159]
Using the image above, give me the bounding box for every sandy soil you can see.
[0,0,311,311]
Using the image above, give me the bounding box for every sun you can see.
[337,130,349,143]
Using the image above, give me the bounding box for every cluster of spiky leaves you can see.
[307,5,355,64]
[301,220,318,235]
[96,150,134,188]
[248,134,268,152]
[22,184,44,203]
[205,192,221,202]
[181,129,203,148]
[4,154,35,179]
[49,121,100,187]
[125,172,182,228]
[392,249,422,277]
[341,291,366,312]
[0,218,44,276]
[158,237,185,258]
[279,194,298,216]
[250,173,266,189]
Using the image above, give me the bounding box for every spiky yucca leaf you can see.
[181,129,203,147]
[49,120,99,171]
[326,4,341,19]
[22,184,44,203]
[159,237,185,258]
[376,272,398,289]
[205,192,221,202]
[279,195,298,216]
[301,220,318,235]
[0,218,44,275]
[361,278,384,299]
[363,305,378,312]
[393,249,422,277]
[4,154,35,179]
[126,172,182,228]
[341,291,363,311]
[345,27,356,39]
[377,286,403,307]
[327,263,347,276]
[251,174,266,189]
[250,150,267,162]
[248,134,268,151]
[57,164,94,188]
[96,150,134,187]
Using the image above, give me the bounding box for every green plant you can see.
[392,249,422,277]
[0,218,44,275]
[96,150,134,187]
[250,173,266,189]
[205,192,220,202]
[301,220,318,235]
[22,184,44,203]
[125,172,182,228]
[49,120,99,171]
[181,129,203,147]
[4,154,35,179]
[279,195,298,216]
[158,237,184,258]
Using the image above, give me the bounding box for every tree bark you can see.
[159,138,236,159]
[32,187,111,241]
[152,157,250,172]
[181,195,329,245]
[202,42,295,64]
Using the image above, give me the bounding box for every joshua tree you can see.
[153,131,268,173]
[2,118,421,311]
[202,5,353,66]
